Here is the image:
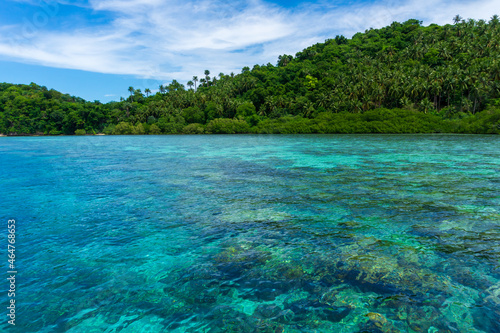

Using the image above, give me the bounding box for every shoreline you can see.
[1,132,497,137]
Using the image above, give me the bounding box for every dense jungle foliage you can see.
[1,16,500,135]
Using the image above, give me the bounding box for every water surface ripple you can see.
[1,134,499,332]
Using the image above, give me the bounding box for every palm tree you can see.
[192,76,198,91]
[159,85,165,94]
[204,70,210,86]
[145,88,151,97]
[127,86,135,102]
[187,81,194,90]
[491,15,499,27]
[420,98,434,113]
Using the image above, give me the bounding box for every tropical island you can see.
[1,16,499,136]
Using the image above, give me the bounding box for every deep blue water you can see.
[1,134,499,333]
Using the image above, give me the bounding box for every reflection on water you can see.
[1,134,499,332]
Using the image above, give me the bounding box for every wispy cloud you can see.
[0,0,498,85]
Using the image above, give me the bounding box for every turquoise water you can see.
[1,134,499,333]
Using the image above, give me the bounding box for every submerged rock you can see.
[362,312,399,332]
[275,309,295,324]
[285,298,351,323]
[213,244,272,280]
[398,305,443,332]
[473,283,500,333]
[311,241,454,305]
[253,304,282,319]
[320,306,351,322]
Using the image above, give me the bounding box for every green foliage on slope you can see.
[1,16,500,135]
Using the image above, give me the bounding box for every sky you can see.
[0,0,499,102]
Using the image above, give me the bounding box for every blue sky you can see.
[0,0,498,102]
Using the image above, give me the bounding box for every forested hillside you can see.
[1,16,500,135]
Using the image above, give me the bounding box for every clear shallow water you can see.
[0,134,499,333]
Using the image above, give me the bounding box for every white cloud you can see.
[0,0,499,85]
